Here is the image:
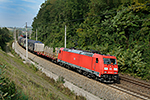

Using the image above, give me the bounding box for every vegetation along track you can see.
[109,74,150,100]
[16,42,149,99]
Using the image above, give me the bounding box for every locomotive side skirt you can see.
[58,59,100,77]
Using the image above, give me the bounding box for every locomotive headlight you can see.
[104,67,108,70]
[114,68,118,71]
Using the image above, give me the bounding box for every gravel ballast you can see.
[13,42,141,100]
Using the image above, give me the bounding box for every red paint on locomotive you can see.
[58,48,119,82]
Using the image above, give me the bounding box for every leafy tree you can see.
[0,27,12,50]
[32,0,150,79]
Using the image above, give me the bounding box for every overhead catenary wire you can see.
[38,2,150,25]
[34,2,150,39]
[68,18,150,31]
[36,2,150,28]
[20,23,26,28]
[36,17,150,40]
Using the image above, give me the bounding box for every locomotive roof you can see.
[62,48,115,57]
[63,48,94,57]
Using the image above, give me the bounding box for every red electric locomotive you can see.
[58,48,119,83]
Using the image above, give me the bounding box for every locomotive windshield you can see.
[103,58,116,65]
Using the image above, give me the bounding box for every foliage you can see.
[0,64,16,99]
[29,64,38,72]
[0,64,29,100]
[32,0,150,80]
[109,46,147,77]
[0,27,13,51]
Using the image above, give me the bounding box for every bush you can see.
[0,64,16,99]
[0,64,29,100]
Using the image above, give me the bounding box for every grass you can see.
[0,42,86,100]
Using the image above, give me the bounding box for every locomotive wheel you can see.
[77,69,82,74]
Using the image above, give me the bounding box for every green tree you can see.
[0,27,12,50]
[32,0,150,79]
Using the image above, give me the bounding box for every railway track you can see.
[119,75,150,89]
[15,42,150,100]
[109,75,150,100]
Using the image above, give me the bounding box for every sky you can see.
[0,0,45,28]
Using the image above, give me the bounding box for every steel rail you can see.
[109,84,150,100]
[119,75,150,89]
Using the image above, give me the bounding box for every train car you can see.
[18,36,44,52]
[28,39,44,52]
[17,36,119,83]
[18,36,23,45]
[28,39,36,51]
[34,42,44,52]
[57,48,119,82]
[42,47,59,60]
[20,38,26,47]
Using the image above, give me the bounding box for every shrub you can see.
[0,64,16,99]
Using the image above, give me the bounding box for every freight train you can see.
[18,35,119,83]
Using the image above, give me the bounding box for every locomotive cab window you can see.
[103,58,116,64]
[96,58,98,63]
